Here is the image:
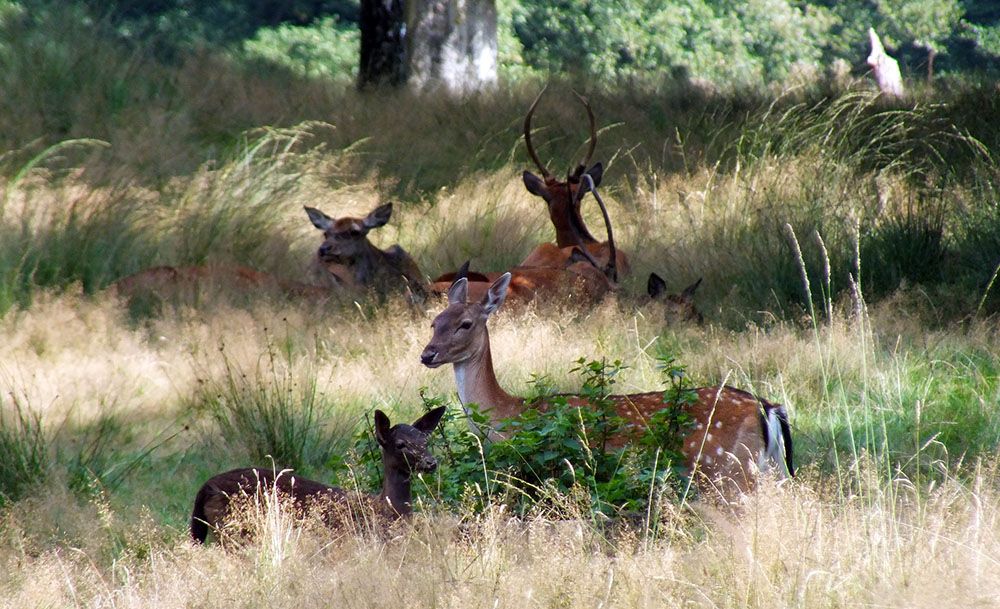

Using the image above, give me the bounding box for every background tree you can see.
[875,0,963,81]
[358,0,406,88]
[406,0,498,94]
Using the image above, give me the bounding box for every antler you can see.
[579,173,617,283]
[523,85,551,178]
[573,90,598,171]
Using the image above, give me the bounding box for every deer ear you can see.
[374,409,392,446]
[585,162,603,188]
[447,277,469,305]
[482,272,511,316]
[305,206,332,230]
[412,406,446,434]
[364,203,393,229]
[456,260,471,280]
[647,272,667,298]
[680,277,703,301]
[522,171,549,198]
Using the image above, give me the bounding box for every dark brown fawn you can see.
[519,88,630,281]
[190,407,446,543]
[648,274,704,325]
[305,202,429,303]
[420,274,793,495]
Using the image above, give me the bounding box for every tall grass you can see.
[191,338,356,475]
[0,392,48,506]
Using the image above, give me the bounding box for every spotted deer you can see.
[190,407,446,543]
[306,203,429,303]
[420,274,793,495]
[519,88,631,281]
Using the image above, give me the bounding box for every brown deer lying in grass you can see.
[420,274,793,496]
[190,407,446,543]
[305,203,429,303]
[114,203,428,307]
[519,88,630,281]
[648,274,704,325]
[429,255,614,308]
[113,263,329,303]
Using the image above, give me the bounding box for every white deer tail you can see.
[761,404,794,479]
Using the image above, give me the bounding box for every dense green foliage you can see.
[23,0,999,87]
[342,356,697,517]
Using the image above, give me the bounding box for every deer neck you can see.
[554,204,597,248]
[378,466,412,518]
[453,331,524,423]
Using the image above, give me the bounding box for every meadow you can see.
[2,9,1000,608]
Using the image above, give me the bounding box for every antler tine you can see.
[523,85,551,178]
[572,89,598,170]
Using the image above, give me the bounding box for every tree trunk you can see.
[358,0,407,89]
[926,48,937,83]
[406,0,498,95]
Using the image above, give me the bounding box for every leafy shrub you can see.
[343,355,697,520]
[238,16,359,81]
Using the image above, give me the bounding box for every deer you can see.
[518,87,631,281]
[190,407,446,544]
[113,263,330,304]
[648,274,704,325]
[305,203,429,303]
[429,255,614,308]
[115,203,428,307]
[420,274,793,496]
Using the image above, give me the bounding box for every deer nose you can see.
[421,456,438,472]
[420,348,438,367]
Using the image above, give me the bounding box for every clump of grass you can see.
[192,338,353,474]
[0,393,48,506]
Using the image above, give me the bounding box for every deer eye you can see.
[458,320,473,331]
[395,440,406,449]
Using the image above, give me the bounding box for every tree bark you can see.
[406,0,498,95]
[358,0,408,89]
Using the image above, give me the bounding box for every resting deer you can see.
[306,203,429,303]
[420,274,793,495]
[519,88,631,281]
[115,203,428,306]
[190,407,446,543]
[114,263,329,304]
[429,255,613,308]
[648,274,704,325]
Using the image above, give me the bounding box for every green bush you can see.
[238,17,358,82]
[343,355,696,519]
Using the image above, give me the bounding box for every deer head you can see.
[305,203,393,263]
[521,88,605,247]
[373,406,446,475]
[421,274,511,369]
[648,274,704,325]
